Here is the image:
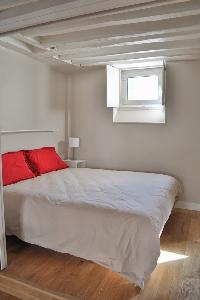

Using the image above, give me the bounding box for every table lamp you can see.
[69,137,80,160]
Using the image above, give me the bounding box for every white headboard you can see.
[0,130,56,153]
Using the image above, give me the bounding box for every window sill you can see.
[113,106,166,124]
[117,104,164,110]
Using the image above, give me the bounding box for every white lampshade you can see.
[69,137,80,148]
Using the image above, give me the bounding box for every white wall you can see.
[0,46,67,157]
[70,61,200,205]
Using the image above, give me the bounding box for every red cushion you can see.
[2,151,35,186]
[25,147,68,175]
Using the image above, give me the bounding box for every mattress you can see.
[3,168,181,288]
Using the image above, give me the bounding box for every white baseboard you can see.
[175,200,200,211]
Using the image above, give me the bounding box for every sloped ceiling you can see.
[0,0,200,72]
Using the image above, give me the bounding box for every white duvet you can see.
[3,168,181,288]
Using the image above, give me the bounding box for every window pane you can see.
[128,75,158,101]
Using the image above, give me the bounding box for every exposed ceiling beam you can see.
[37,26,200,55]
[20,0,191,37]
[0,0,158,35]
[56,39,200,61]
[34,30,200,58]
[89,54,200,68]
[165,54,200,62]
[74,48,200,65]
[110,54,200,66]
[41,0,200,37]
[0,0,39,11]
[40,14,200,47]
[0,36,33,53]
[15,33,45,50]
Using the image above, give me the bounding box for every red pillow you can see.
[2,151,35,186]
[25,147,68,175]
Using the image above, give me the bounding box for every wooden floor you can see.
[0,209,199,300]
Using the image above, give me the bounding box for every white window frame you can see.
[120,66,165,107]
[106,61,166,124]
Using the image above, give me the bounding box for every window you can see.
[121,67,164,107]
[127,76,158,101]
[107,61,166,123]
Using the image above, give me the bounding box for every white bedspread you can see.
[3,168,181,288]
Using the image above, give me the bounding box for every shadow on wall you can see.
[48,68,68,158]
[58,140,66,158]
[49,67,67,111]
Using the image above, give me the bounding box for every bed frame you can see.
[0,129,56,270]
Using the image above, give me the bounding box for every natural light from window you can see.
[127,75,158,101]
[158,250,188,264]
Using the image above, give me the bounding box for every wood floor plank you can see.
[0,291,20,300]
[0,273,78,300]
[0,208,199,300]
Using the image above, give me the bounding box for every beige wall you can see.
[70,61,200,204]
[1,46,199,205]
[0,46,67,157]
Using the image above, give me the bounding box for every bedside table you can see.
[64,159,86,168]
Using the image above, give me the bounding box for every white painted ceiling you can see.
[0,0,200,72]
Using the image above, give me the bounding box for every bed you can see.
[3,166,181,288]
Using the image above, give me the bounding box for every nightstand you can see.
[64,159,86,168]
